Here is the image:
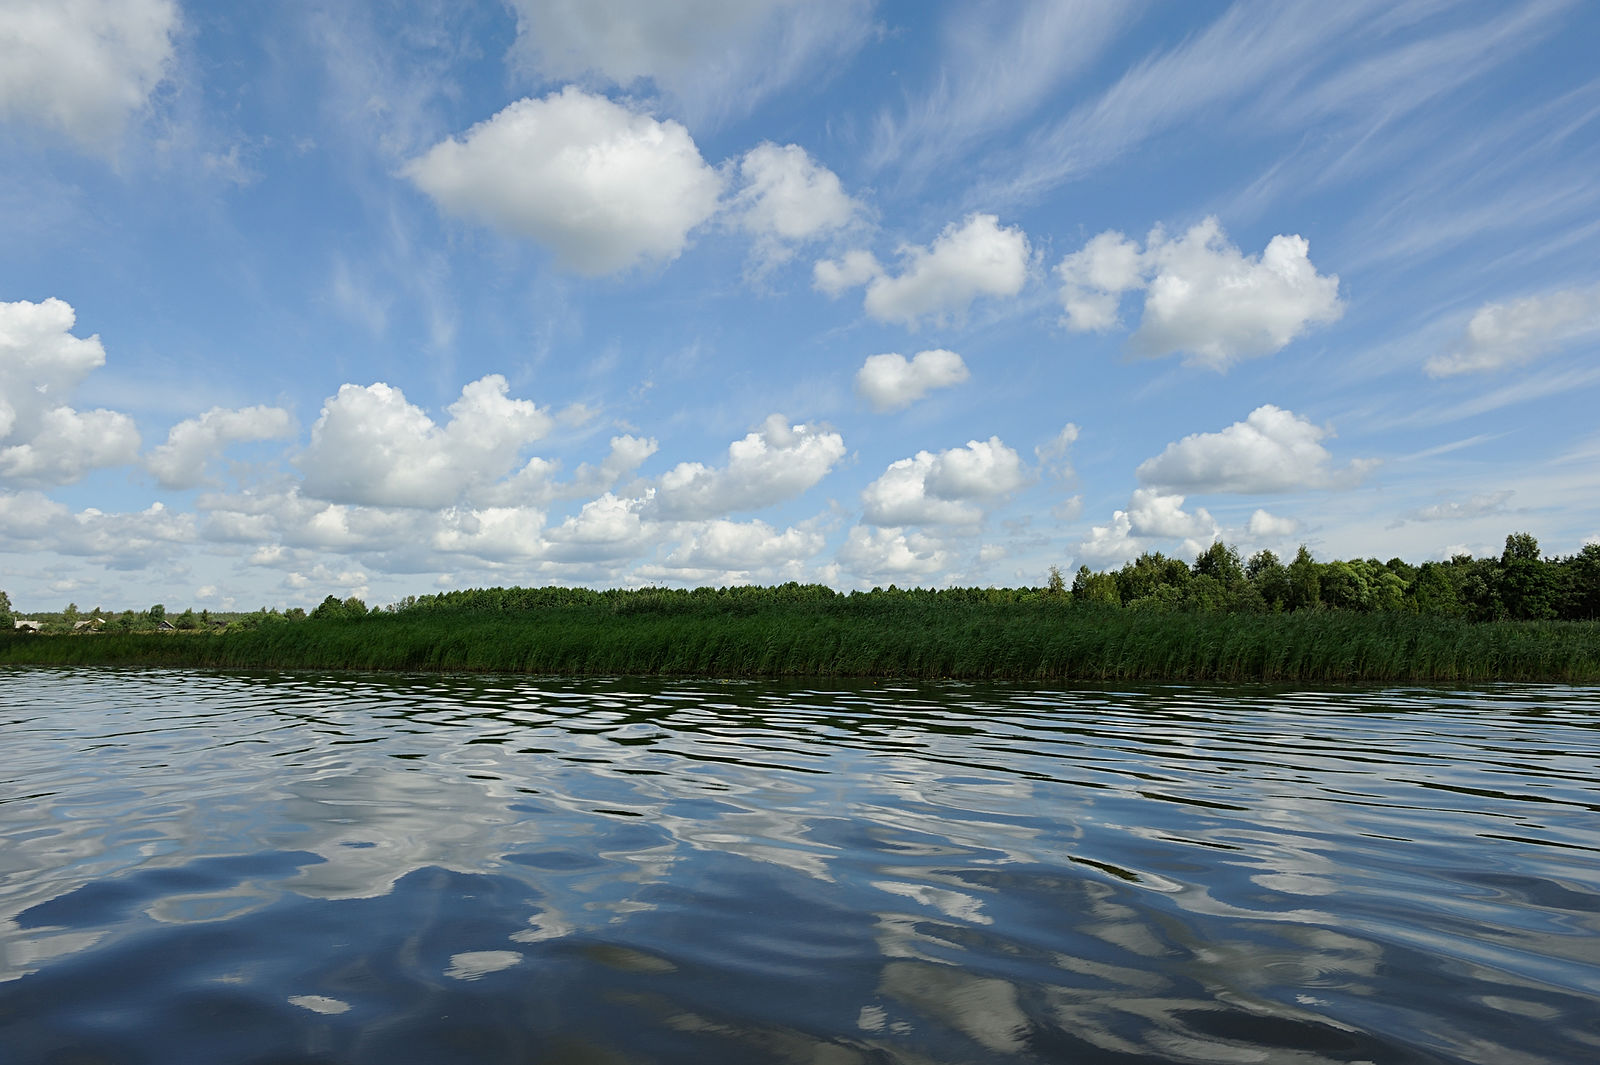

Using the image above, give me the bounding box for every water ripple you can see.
[1,668,1597,1063]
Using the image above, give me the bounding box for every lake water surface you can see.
[2,669,1597,1064]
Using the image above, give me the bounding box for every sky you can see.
[2,0,1598,613]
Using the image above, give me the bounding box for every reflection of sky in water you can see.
[1,670,1597,1063]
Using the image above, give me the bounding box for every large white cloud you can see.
[838,525,950,579]
[405,87,723,276]
[1136,404,1374,494]
[1058,217,1343,370]
[861,437,1026,527]
[651,414,844,520]
[0,492,194,570]
[0,297,140,487]
[664,518,824,571]
[297,375,552,508]
[1126,488,1215,540]
[147,406,296,489]
[544,492,652,562]
[502,0,871,124]
[0,0,178,148]
[819,214,1030,327]
[855,350,970,412]
[1425,282,1600,376]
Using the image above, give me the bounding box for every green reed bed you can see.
[4,601,1597,682]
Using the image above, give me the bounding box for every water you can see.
[2,669,1597,1064]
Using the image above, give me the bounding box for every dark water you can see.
[2,670,1598,1064]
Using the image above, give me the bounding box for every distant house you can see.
[157,619,177,631]
[72,618,106,632]
[13,619,42,633]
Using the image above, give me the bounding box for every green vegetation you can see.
[3,534,1597,681]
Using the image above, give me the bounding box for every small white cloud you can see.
[1136,404,1374,494]
[298,375,552,508]
[405,87,723,276]
[865,214,1031,327]
[1247,508,1300,538]
[733,142,860,242]
[861,437,1025,527]
[0,0,178,149]
[0,298,140,487]
[1056,217,1343,370]
[1425,282,1600,376]
[652,414,844,520]
[855,350,970,412]
[147,406,296,489]
[813,249,882,296]
[821,214,1030,327]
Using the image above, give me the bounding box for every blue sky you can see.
[2,0,1598,612]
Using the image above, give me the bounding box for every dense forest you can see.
[3,535,1597,683]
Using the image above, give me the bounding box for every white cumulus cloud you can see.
[1136,404,1374,494]
[664,518,824,571]
[147,405,296,489]
[819,214,1030,327]
[813,249,882,296]
[1058,217,1343,370]
[733,142,860,242]
[298,375,552,508]
[838,525,950,579]
[1425,282,1600,376]
[1126,488,1216,540]
[0,297,140,487]
[0,0,178,149]
[861,437,1026,527]
[855,349,970,412]
[1247,508,1300,538]
[405,87,723,276]
[652,414,844,520]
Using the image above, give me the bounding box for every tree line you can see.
[3,533,1597,632]
[1064,533,1599,621]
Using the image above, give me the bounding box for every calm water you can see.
[1,670,1597,1064]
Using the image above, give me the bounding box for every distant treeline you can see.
[3,534,1597,682]
[368,533,1600,623]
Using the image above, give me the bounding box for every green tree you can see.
[1287,546,1321,611]
[1499,532,1557,620]
[1071,565,1119,604]
[1408,562,1462,617]
[310,595,346,620]
[1045,565,1066,598]
[0,588,12,630]
[174,608,199,630]
[1562,543,1600,619]
[149,604,166,622]
[1192,541,1245,585]
[1246,550,1291,610]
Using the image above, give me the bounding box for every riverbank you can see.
[3,604,1596,682]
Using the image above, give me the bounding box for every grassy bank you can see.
[3,601,1596,682]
